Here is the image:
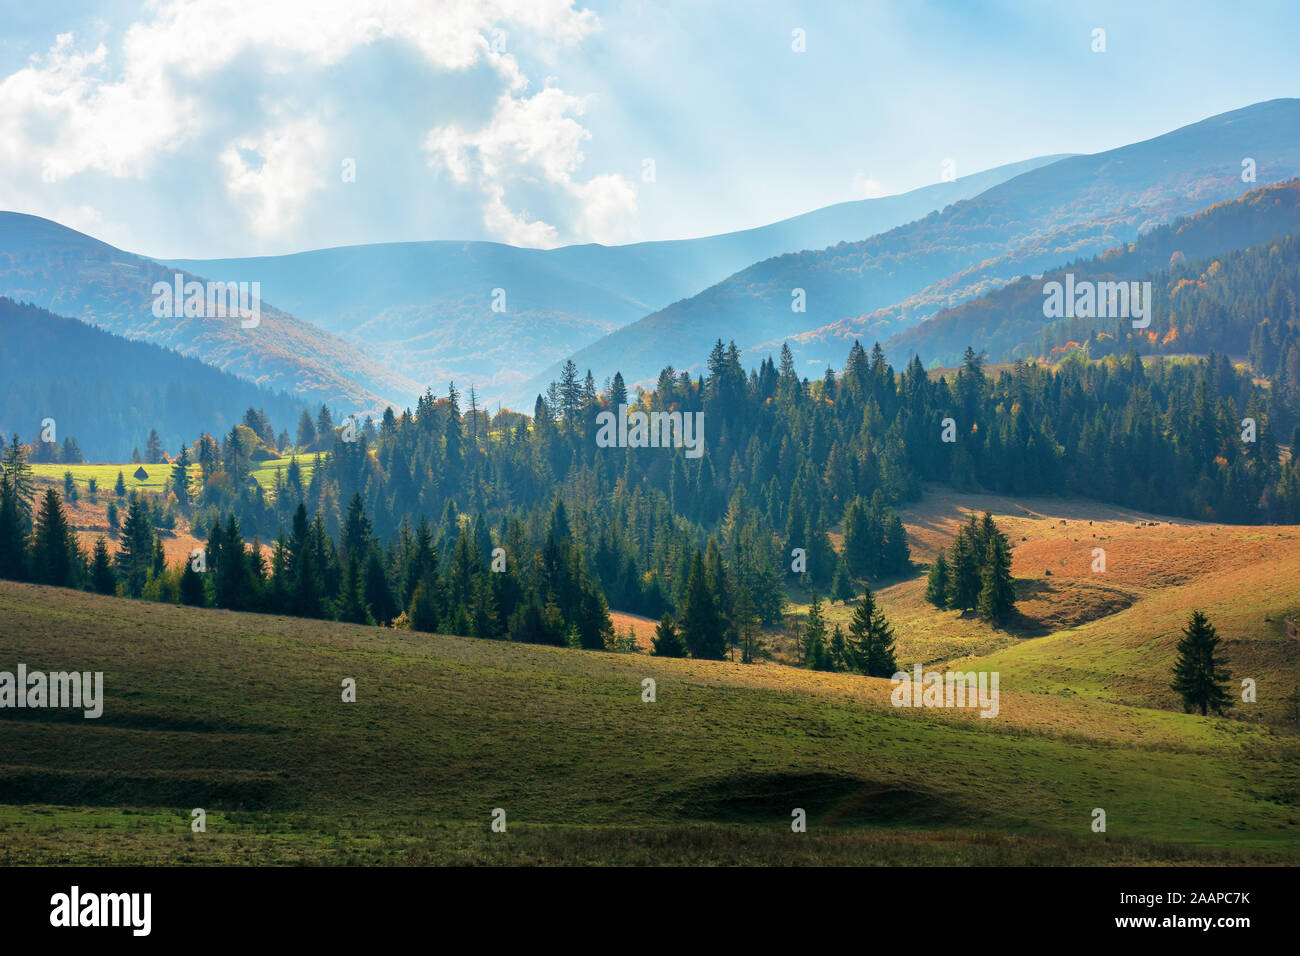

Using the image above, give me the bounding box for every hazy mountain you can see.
[0,213,422,413]
[527,99,1300,403]
[885,178,1300,366]
[0,297,307,461]
[161,155,1065,405]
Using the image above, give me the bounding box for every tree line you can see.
[3,328,1298,666]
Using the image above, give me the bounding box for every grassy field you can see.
[29,457,315,565]
[249,456,317,488]
[3,506,1299,864]
[32,456,315,494]
[3,490,1298,865]
[30,461,186,493]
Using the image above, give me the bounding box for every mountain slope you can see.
[0,213,421,412]
[160,155,1066,403]
[886,178,1300,366]
[0,297,307,460]
[529,99,1300,400]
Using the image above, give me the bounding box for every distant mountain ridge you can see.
[0,212,421,414]
[159,155,1066,404]
[527,98,1300,403]
[886,178,1300,366]
[0,296,307,460]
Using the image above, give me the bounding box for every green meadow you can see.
[31,456,316,494]
[1,578,1296,865]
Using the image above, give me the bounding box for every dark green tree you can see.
[680,550,725,659]
[830,554,855,603]
[976,529,1016,625]
[848,585,898,677]
[802,593,832,670]
[924,551,951,607]
[30,489,79,587]
[172,443,192,506]
[179,556,206,606]
[651,613,687,657]
[90,537,117,595]
[338,553,374,625]
[1171,610,1234,716]
[2,435,35,527]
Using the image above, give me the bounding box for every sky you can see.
[0,0,1297,259]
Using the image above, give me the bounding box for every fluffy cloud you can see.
[0,32,189,181]
[220,118,328,236]
[0,0,613,247]
[425,84,638,246]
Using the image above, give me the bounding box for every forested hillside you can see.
[4,330,1297,659]
[0,297,307,461]
[889,178,1300,369]
[520,98,1300,404]
[0,213,419,410]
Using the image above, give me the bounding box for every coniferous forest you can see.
[4,336,1299,662]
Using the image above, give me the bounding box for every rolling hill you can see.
[885,178,1300,366]
[0,213,420,412]
[524,98,1300,402]
[1,485,1297,865]
[159,155,1065,404]
[0,297,308,461]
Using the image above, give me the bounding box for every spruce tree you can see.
[408,579,440,633]
[297,410,317,450]
[802,593,831,670]
[609,371,628,408]
[179,556,205,606]
[2,434,35,527]
[290,504,324,618]
[0,474,28,580]
[948,522,981,611]
[31,489,78,587]
[651,614,687,658]
[338,553,374,625]
[1171,610,1234,716]
[829,624,850,672]
[882,512,910,575]
[363,549,396,625]
[830,555,855,603]
[976,531,1016,625]
[316,404,334,441]
[172,443,192,507]
[841,497,871,578]
[848,585,898,677]
[925,552,951,607]
[216,513,249,610]
[90,537,117,595]
[680,550,725,659]
[116,495,153,597]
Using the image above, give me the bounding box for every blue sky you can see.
[0,0,1296,258]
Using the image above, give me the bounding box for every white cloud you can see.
[571,173,638,245]
[0,0,604,240]
[852,172,887,199]
[0,32,187,180]
[220,118,328,236]
[481,183,559,248]
[425,85,638,247]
